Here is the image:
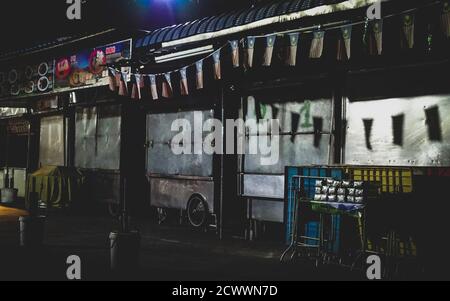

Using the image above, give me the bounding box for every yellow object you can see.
[345,166,416,257]
[26,166,85,209]
[346,167,413,193]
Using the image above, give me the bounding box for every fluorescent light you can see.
[155,45,214,64]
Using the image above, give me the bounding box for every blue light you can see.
[134,0,193,26]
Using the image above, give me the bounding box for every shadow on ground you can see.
[0,207,364,281]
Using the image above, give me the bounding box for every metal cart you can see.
[281,175,367,269]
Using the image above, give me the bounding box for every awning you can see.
[134,0,380,50]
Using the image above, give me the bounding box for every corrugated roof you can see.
[134,0,352,50]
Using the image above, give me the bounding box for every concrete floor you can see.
[0,205,364,281]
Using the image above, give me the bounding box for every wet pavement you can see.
[0,205,363,281]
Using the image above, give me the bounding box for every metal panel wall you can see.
[75,105,121,170]
[243,134,332,174]
[245,96,333,134]
[150,177,214,212]
[243,174,284,199]
[148,143,213,176]
[250,199,284,223]
[39,115,64,166]
[241,95,333,223]
[345,94,450,166]
[146,110,214,177]
[75,106,97,168]
[96,106,121,170]
[242,96,333,175]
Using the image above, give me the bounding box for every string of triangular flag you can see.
[107,0,450,100]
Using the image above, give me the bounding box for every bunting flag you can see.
[286,32,299,66]
[179,67,189,96]
[131,74,144,99]
[161,73,173,98]
[213,50,221,80]
[107,7,446,102]
[245,36,256,68]
[118,71,128,96]
[230,40,240,68]
[441,1,450,38]
[402,14,415,49]
[114,71,122,91]
[309,31,325,59]
[131,74,142,100]
[372,19,383,55]
[337,25,352,60]
[196,60,204,90]
[149,74,158,100]
[108,67,117,91]
[263,35,276,66]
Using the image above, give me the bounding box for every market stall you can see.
[74,103,123,211]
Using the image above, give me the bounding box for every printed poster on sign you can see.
[54,39,131,92]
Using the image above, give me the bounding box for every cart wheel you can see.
[187,195,208,228]
[108,203,120,217]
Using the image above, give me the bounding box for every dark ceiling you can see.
[0,0,262,54]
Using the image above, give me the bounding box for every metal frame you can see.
[238,75,338,237]
[143,89,225,234]
[281,175,367,269]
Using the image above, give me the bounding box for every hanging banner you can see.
[131,74,142,100]
[179,67,189,96]
[162,73,173,98]
[149,75,159,100]
[230,40,240,68]
[286,33,299,66]
[213,50,221,80]
[196,60,204,90]
[108,67,117,91]
[402,14,415,49]
[245,37,256,68]
[337,25,352,60]
[309,31,325,59]
[368,19,383,55]
[118,71,128,96]
[263,35,276,66]
[54,39,132,92]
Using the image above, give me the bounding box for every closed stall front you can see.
[75,104,122,209]
[0,37,132,209]
[345,94,450,167]
[147,108,217,229]
[343,62,450,276]
[239,82,335,239]
[344,63,450,167]
[39,114,65,167]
